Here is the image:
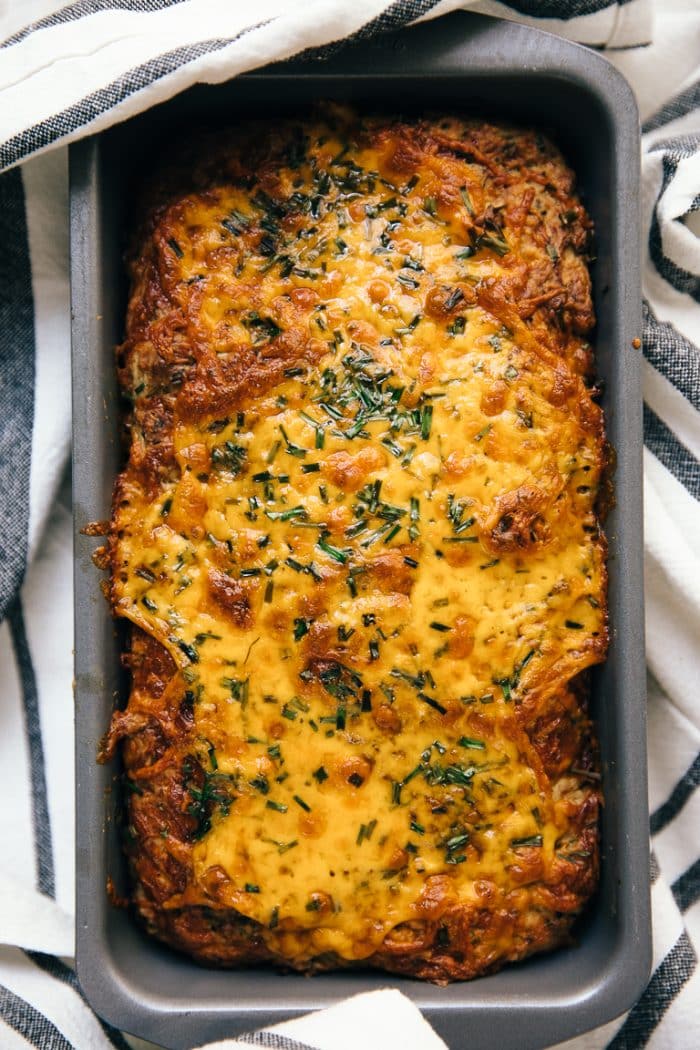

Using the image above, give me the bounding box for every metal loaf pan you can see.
[72,12,650,1049]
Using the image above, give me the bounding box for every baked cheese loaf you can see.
[103,107,607,982]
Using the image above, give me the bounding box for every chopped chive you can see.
[454,514,475,534]
[299,409,319,427]
[279,425,306,459]
[346,566,364,597]
[266,800,288,813]
[293,795,311,812]
[402,764,423,786]
[382,436,404,458]
[429,622,451,633]
[459,736,486,750]
[418,692,447,715]
[222,209,250,235]
[320,401,343,420]
[222,677,249,702]
[420,404,433,441]
[357,818,378,845]
[317,535,348,564]
[313,766,328,783]
[141,596,157,611]
[565,619,584,629]
[250,774,269,794]
[480,233,510,256]
[516,649,536,676]
[346,519,368,538]
[265,506,308,522]
[245,883,260,893]
[360,522,392,548]
[266,440,281,464]
[511,835,543,848]
[302,462,320,473]
[293,617,311,641]
[459,185,474,215]
[177,640,198,663]
[397,272,419,290]
[410,821,425,835]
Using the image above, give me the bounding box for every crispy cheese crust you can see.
[103,107,606,982]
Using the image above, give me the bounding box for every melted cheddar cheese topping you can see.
[109,110,606,975]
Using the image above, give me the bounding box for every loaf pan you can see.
[71,12,650,1049]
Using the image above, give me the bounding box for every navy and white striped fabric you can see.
[0,1,698,1048]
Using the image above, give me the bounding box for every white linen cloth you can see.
[0,1,698,1048]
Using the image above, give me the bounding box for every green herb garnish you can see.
[511,835,543,848]
[459,736,485,750]
[266,800,288,813]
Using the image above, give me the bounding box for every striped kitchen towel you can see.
[0,1,698,1049]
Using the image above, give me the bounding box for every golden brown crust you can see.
[105,107,606,982]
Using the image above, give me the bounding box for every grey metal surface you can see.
[71,12,649,1050]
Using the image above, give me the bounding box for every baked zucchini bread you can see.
[102,107,607,982]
